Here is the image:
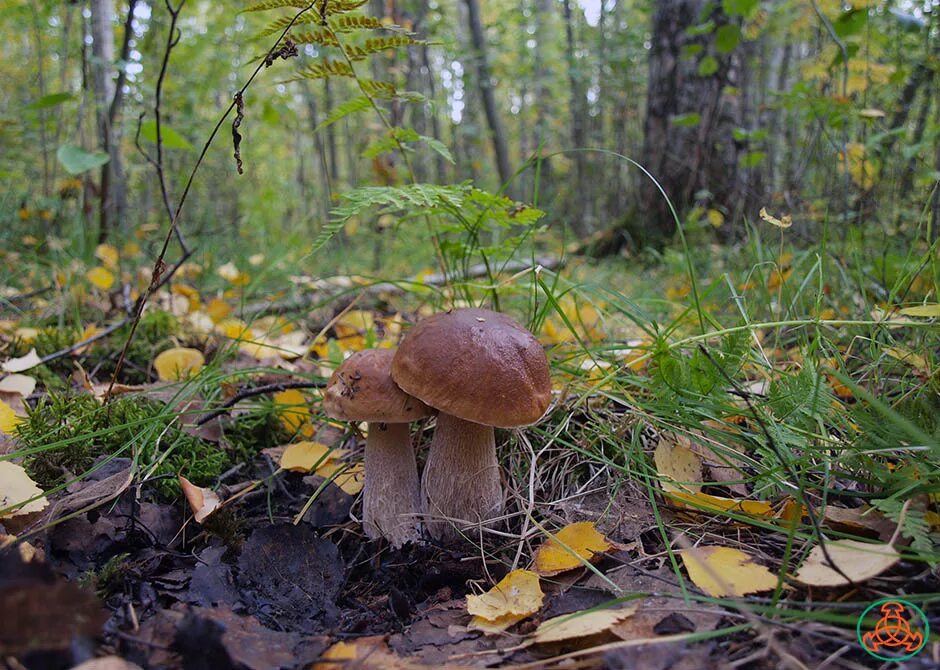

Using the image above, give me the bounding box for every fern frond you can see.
[243,0,368,13]
[287,29,340,47]
[344,36,424,60]
[331,183,473,221]
[359,79,396,96]
[313,95,372,133]
[330,15,384,32]
[258,13,384,37]
[284,59,354,81]
[241,0,312,13]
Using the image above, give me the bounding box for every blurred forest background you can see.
[1,0,938,275]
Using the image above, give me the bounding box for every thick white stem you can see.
[363,422,422,547]
[422,413,503,542]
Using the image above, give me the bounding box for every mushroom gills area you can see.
[363,421,422,547]
[421,413,503,541]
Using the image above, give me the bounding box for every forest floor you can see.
[1,237,939,669]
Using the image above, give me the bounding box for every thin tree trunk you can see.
[90,0,126,243]
[463,0,514,196]
[562,0,591,233]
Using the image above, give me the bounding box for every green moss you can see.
[16,391,232,499]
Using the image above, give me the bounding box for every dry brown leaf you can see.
[681,546,778,597]
[178,475,221,523]
[794,540,900,587]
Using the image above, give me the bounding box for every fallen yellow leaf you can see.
[667,491,775,517]
[95,243,119,269]
[315,460,365,495]
[280,441,347,473]
[0,461,48,518]
[86,266,115,290]
[794,540,900,587]
[466,569,544,623]
[206,298,232,323]
[533,607,637,644]
[153,347,205,381]
[884,347,928,370]
[654,435,703,494]
[533,521,614,576]
[897,304,940,318]
[681,546,778,597]
[0,399,21,434]
[273,389,310,434]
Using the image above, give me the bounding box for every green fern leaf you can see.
[241,0,312,13]
[313,95,372,133]
[284,59,354,81]
[287,29,340,47]
[258,13,384,38]
[344,36,424,60]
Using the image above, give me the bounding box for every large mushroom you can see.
[323,348,433,547]
[391,308,551,541]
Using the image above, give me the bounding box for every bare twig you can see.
[105,2,320,403]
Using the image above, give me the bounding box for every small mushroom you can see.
[323,348,433,547]
[391,308,551,541]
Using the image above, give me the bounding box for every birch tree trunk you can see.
[89,0,127,242]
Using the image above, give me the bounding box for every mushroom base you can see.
[422,413,503,542]
[364,422,422,547]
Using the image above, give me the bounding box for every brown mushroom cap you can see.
[323,348,433,423]
[391,308,551,428]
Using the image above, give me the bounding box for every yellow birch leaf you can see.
[178,475,220,523]
[73,324,101,355]
[706,209,725,228]
[884,347,928,370]
[206,298,232,323]
[466,569,544,622]
[280,441,347,472]
[334,310,375,338]
[315,460,365,495]
[86,266,115,290]
[153,347,204,381]
[533,521,614,576]
[898,304,940,318]
[667,490,775,517]
[681,546,778,597]
[95,243,119,269]
[0,461,48,517]
[533,607,637,644]
[654,435,703,494]
[794,540,900,587]
[468,611,531,635]
[0,399,21,434]
[273,389,310,434]
[2,348,42,374]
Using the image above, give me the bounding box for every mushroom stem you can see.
[363,422,422,547]
[422,413,503,541]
